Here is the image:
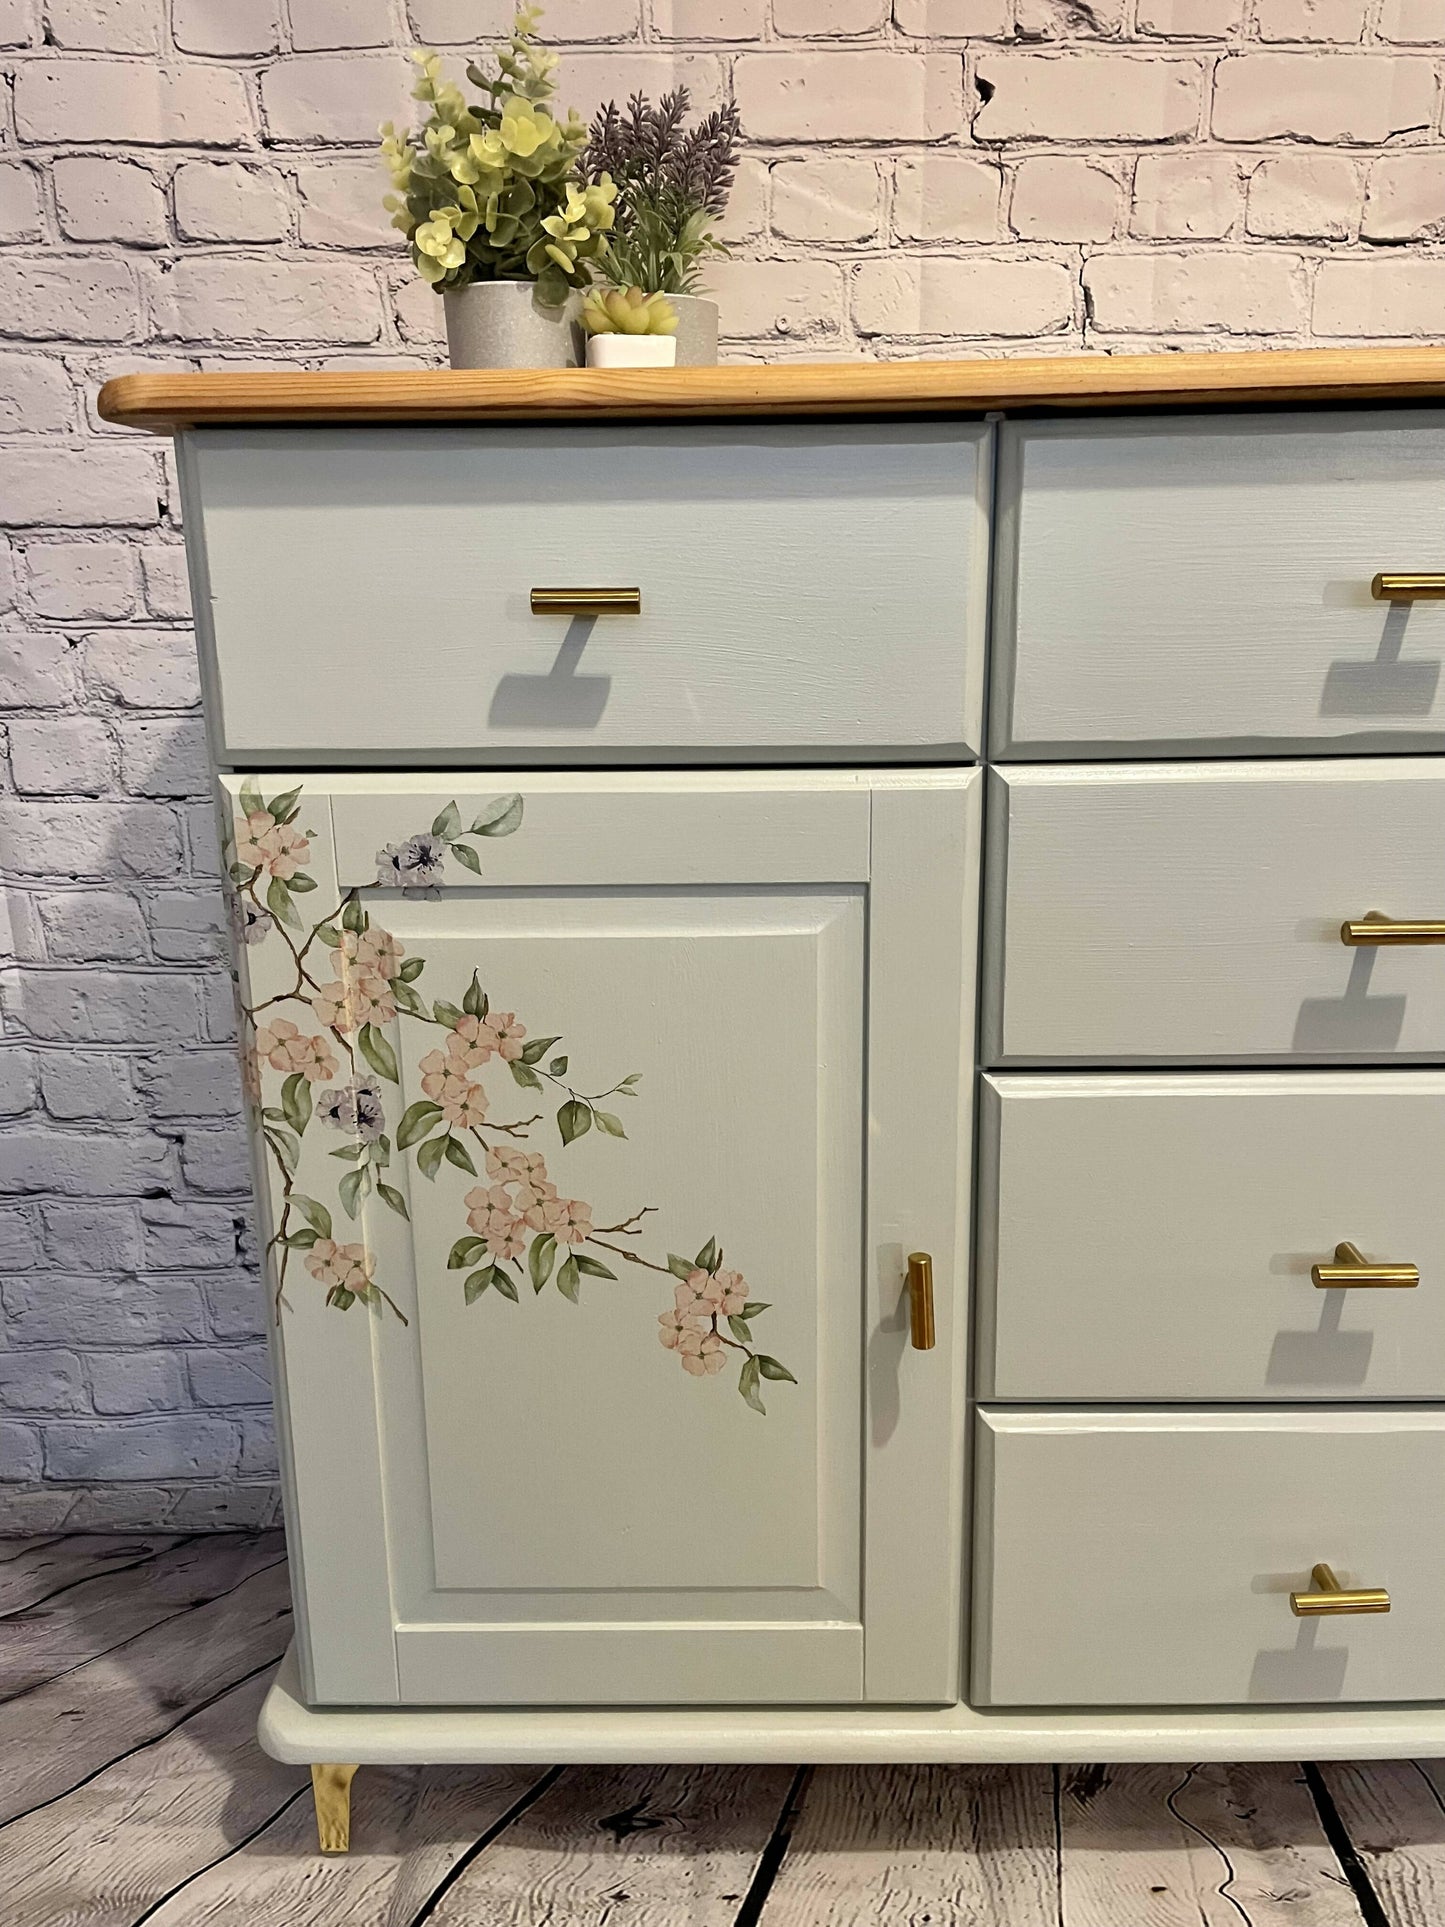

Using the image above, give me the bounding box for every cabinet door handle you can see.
[1341,913,1445,945]
[1372,573,1445,601]
[1290,1563,1391,1616]
[907,1252,935,1351]
[1312,1242,1419,1289]
[530,586,642,617]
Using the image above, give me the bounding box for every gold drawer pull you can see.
[1291,1563,1390,1617]
[1312,1241,1419,1289]
[530,586,642,617]
[1372,573,1445,601]
[907,1252,935,1352]
[1341,912,1445,946]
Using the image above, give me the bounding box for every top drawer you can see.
[992,411,1445,759]
[182,423,990,765]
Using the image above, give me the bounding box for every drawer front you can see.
[987,760,1445,1066]
[979,1072,1445,1401]
[184,423,990,763]
[973,1409,1445,1707]
[993,412,1445,758]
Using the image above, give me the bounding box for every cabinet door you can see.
[222,770,979,1708]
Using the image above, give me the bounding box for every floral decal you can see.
[225,779,795,1417]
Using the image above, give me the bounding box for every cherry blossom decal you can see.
[225,779,796,1416]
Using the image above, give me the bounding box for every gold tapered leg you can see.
[310,1762,359,1853]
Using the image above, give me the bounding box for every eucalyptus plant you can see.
[380,5,616,306]
[583,88,742,297]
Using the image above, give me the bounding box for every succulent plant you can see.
[581,286,679,337]
[379,5,617,306]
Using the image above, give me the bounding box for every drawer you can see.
[992,412,1445,759]
[182,423,990,764]
[986,760,1445,1066]
[973,1409,1445,1707]
[978,1072,1445,1401]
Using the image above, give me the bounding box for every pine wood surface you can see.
[98,346,1445,433]
[1,1533,1442,1924]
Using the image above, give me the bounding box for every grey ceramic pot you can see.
[443,280,581,369]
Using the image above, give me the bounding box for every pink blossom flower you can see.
[658,1303,705,1350]
[523,1192,589,1241]
[440,1079,488,1130]
[350,926,404,981]
[464,1184,525,1260]
[480,1012,526,1061]
[254,1018,337,1084]
[420,1049,472,1106]
[236,810,310,881]
[712,1268,748,1317]
[309,981,351,1032]
[448,1013,495,1067]
[304,1237,373,1292]
[485,1145,535,1183]
[347,971,396,1028]
[677,1328,727,1377]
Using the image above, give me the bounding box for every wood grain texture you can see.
[98,347,1445,432]
[762,1763,1058,1925]
[0,1533,184,1616]
[1315,1758,1445,1927]
[0,1531,284,1700]
[1059,1762,1364,1926]
[425,1763,797,1925]
[0,1557,292,1824]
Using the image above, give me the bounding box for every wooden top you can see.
[98,345,1445,432]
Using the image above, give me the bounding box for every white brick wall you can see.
[1,0,1443,1532]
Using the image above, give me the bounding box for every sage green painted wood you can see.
[975,1408,1445,1708]
[994,411,1445,758]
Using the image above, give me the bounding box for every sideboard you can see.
[100,348,1445,1853]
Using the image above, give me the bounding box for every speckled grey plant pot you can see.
[443,280,581,369]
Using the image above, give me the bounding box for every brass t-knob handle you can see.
[530,586,642,617]
[1341,912,1445,945]
[1372,573,1445,601]
[1290,1563,1390,1616]
[907,1252,935,1351]
[1312,1241,1419,1289]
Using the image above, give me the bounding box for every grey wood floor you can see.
[0,1532,1441,1925]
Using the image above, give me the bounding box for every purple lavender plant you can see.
[583,87,742,296]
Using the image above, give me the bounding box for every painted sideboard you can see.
[100,349,1445,1853]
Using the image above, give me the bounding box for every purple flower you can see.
[376,833,447,897]
[230,896,273,947]
[316,1081,386,1142]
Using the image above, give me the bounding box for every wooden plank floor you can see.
[0,1533,1438,1925]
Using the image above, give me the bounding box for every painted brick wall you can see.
[1,1,1444,1532]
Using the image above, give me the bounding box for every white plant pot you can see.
[443,280,580,370]
[571,294,719,368]
[586,335,678,370]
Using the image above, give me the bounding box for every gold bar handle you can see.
[1290,1563,1391,1617]
[907,1252,935,1352]
[1341,912,1445,946]
[530,586,642,617]
[1312,1241,1419,1289]
[1372,573,1445,601]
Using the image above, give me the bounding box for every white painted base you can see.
[257,1647,1445,1767]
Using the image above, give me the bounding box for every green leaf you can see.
[261,1106,286,1125]
[464,1267,492,1304]
[695,1237,719,1274]
[292,1194,332,1240]
[739,1354,766,1416]
[449,1236,488,1270]
[727,1316,753,1344]
[397,1100,444,1149]
[315,923,342,948]
[339,1166,367,1218]
[329,1285,356,1311]
[519,1035,561,1066]
[372,1135,390,1168]
[266,874,301,930]
[740,1301,771,1320]
[444,1134,477,1176]
[268,784,302,824]
[239,775,264,818]
[667,1253,695,1281]
[398,956,426,982]
[593,1110,625,1138]
[288,871,317,894]
[417,1135,447,1182]
[557,1099,591,1145]
[329,1143,366,1162]
[471,793,523,837]
[450,841,483,876]
[463,971,485,1019]
[431,800,462,840]
[757,1356,796,1384]
[377,1182,410,1220]
[342,893,366,935]
[358,1023,399,1084]
[284,1227,318,1250]
[509,1060,542,1091]
[548,1055,568,1077]
[573,1253,616,1280]
[556,1254,580,1303]
[493,1268,520,1302]
[391,981,427,1018]
[267,1127,300,1175]
[281,1071,311,1136]
[617,1072,642,1092]
[529,1231,557,1292]
[432,999,463,1030]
